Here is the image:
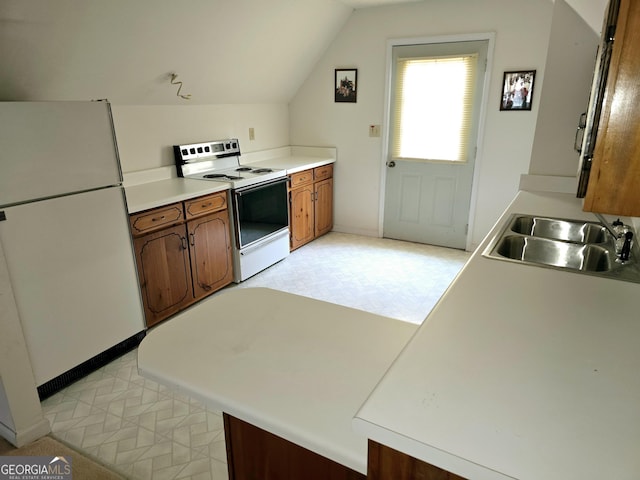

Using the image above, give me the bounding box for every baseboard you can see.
[37,331,146,401]
[331,225,380,238]
[0,417,51,448]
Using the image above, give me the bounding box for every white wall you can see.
[529,0,599,177]
[112,104,290,173]
[290,0,555,249]
[0,0,351,105]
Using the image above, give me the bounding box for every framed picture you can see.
[335,69,357,103]
[500,70,536,111]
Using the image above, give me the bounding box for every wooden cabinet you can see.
[130,192,233,327]
[224,413,365,480]
[187,210,234,298]
[583,0,640,216]
[289,164,333,250]
[367,441,467,480]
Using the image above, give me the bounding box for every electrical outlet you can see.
[249,127,255,141]
[369,125,381,137]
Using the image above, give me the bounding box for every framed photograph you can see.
[335,69,357,103]
[500,70,536,111]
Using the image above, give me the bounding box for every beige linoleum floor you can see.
[40,232,470,479]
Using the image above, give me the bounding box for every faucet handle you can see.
[620,231,634,262]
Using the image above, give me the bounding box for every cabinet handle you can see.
[181,236,188,250]
[202,202,213,208]
[189,232,195,246]
[151,215,166,222]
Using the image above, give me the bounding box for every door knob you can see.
[387,161,396,168]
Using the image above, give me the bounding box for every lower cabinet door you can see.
[368,440,467,480]
[315,177,333,237]
[290,184,315,250]
[133,224,194,327]
[187,210,234,299]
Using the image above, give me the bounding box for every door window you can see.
[392,53,478,162]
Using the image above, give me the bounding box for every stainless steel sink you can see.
[509,216,609,244]
[494,235,613,272]
[483,214,640,283]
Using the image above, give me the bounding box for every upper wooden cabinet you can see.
[289,164,334,250]
[583,0,640,216]
[130,191,233,327]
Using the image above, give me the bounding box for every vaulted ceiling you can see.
[0,0,606,105]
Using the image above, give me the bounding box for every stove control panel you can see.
[174,138,240,164]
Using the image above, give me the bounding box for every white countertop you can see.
[353,191,640,480]
[125,178,230,214]
[244,154,335,174]
[137,288,416,475]
[123,153,335,213]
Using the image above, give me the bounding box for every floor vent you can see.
[37,331,146,400]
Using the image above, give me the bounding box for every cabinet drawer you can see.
[290,170,314,188]
[314,164,333,181]
[129,203,184,237]
[184,192,228,219]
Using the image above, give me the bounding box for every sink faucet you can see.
[594,213,620,238]
[595,213,635,263]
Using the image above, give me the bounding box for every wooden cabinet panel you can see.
[289,164,334,250]
[583,0,640,215]
[290,184,315,250]
[224,414,365,480]
[290,170,314,188]
[133,224,193,327]
[187,210,233,299]
[184,191,227,219]
[129,203,183,237]
[315,177,334,237]
[314,163,333,182]
[368,441,467,480]
[131,194,234,327]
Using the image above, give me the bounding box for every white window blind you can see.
[392,53,478,162]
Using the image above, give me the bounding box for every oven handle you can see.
[233,176,288,195]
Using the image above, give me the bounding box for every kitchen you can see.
[2,0,639,478]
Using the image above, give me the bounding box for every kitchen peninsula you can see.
[138,189,640,480]
[137,288,417,476]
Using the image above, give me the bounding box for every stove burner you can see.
[203,173,243,180]
[252,168,273,173]
[235,167,253,172]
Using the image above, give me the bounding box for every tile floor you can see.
[41,232,470,479]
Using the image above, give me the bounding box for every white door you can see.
[383,39,489,249]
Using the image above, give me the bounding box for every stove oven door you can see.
[233,177,289,249]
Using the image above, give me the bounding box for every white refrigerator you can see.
[0,101,145,393]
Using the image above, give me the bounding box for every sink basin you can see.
[509,215,609,244]
[482,213,640,283]
[495,235,613,272]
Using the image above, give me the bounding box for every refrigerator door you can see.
[0,101,122,207]
[0,187,145,386]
